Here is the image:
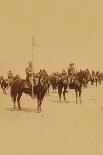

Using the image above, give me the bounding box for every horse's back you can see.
[11,79,25,90]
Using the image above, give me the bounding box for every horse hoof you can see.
[36,107,41,113]
[18,107,21,110]
[36,109,41,113]
[59,99,61,102]
[64,98,66,102]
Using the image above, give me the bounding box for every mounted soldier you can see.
[0,76,4,85]
[62,69,67,76]
[60,69,68,93]
[7,70,13,79]
[61,69,68,85]
[7,70,13,86]
[92,70,95,77]
[25,61,34,88]
[68,62,75,83]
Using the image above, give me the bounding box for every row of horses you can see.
[0,70,103,112]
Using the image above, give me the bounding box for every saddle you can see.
[68,76,75,89]
[68,76,74,84]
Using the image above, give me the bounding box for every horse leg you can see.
[2,87,4,93]
[3,87,6,94]
[79,89,82,104]
[96,81,97,87]
[39,100,42,111]
[99,79,101,85]
[58,90,62,101]
[11,90,17,108]
[91,79,93,85]
[4,86,7,94]
[13,95,17,108]
[75,90,78,104]
[63,91,66,101]
[1,85,4,93]
[58,88,62,101]
[63,88,66,102]
[48,89,50,96]
[63,84,68,101]
[37,99,41,112]
[59,93,61,101]
[17,92,22,109]
[48,87,50,96]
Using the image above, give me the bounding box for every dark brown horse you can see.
[50,75,58,92]
[10,78,47,112]
[90,71,103,87]
[58,71,88,104]
[1,79,9,94]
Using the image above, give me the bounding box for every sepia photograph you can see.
[0,0,103,155]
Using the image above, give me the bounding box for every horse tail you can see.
[10,83,17,102]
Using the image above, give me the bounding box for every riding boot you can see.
[26,76,32,88]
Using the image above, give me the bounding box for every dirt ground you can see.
[0,84,103,155]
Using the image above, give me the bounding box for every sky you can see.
[0,0,103,77]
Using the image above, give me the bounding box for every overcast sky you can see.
[0,0,103,77]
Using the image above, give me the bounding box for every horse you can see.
[90,71,103,87]
[1,79,9,94]
[58,71,88,104]
[0,74,21,94]
[33,77,47,111]
[10,77,47,112]
[90,75,102,87]
[58,75,68,101]
[35,73,50,96]
[50,74,58,92]
[43,78,51,96]
[90,76,97,86]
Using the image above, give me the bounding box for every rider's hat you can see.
[8,70,12,73]
[27,61,32,65]
[69,62,74,66]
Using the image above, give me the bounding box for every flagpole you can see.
[31,36,39,98]
[32,36,35,99]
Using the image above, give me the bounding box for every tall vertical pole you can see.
[32,36,35,99]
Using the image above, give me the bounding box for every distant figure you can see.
[0,76,4,85]
[42,69,47,76]
[92,70,95,77]
[7,70,13,79]
[62,69,67,76]
[7,70,13,86]
[13,75,20,81]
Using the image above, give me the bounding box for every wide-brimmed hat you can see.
[27,61,32,65]
[8,70,12,73]
[69,62,74,66]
